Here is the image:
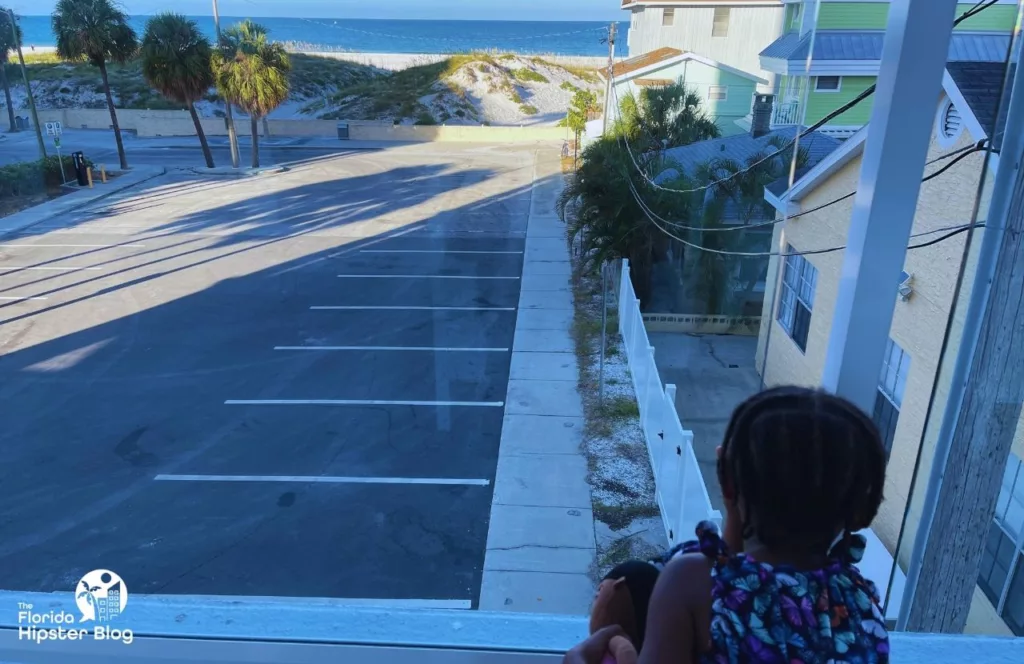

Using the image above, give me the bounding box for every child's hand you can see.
[564,626,626,664]
[607,634,638,664]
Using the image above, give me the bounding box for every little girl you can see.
[570,386,891,664]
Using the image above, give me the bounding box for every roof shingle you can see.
[609,47,683,78]
[947,61,1012,146]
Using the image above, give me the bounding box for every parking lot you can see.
[0,144,541,605]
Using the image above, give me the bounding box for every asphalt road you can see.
[93,144,359,168]
[0,145,535,604]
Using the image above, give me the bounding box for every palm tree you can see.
[212,20,290,168]
[141,13,215,168]
[613,80,720,151]
[558,135,700,305]
[682,136,810,314]
[0,7,20,132]
[52,0,137,170]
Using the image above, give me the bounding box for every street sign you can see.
[44,121,62,137]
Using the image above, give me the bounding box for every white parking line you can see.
[154,474,490,486]
[273,345,509,352]
[0,244,145,248]
[0,296,48,301]
[225,399,504,407]
[311,306,516,311]
[338,274,519,279]
[0,266,101,271]
[359,249,523,255]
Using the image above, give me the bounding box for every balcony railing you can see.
[772,99,802,126]
[1,592,1021,663]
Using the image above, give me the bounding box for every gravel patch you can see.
[569,257,668,576]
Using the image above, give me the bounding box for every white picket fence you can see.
[616,259,723,545]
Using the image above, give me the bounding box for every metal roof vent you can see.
[937,97,964,147]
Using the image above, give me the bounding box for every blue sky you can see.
[23,0,624,21]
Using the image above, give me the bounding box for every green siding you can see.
[816,3,1016,32]
[804,76,876,127]
[954,4,1018,31]
[817,3,889,30]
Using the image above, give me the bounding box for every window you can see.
[979,453,1024,636]
[815,76,842,92]
[979,521,1017,606]
[996,456,1024,543]
[788,2,804,31]
[712,7,730,37]
[662,8,675,26]
[708,85,728,102]
[872,338,909,457]
[777,248,816,352]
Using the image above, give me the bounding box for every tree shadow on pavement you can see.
[0,166,560,602]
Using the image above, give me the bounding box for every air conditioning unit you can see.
[898,271,914,302]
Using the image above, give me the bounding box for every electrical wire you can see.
[614,0,1002,197]
[614,86,991,234]
[628,174,987,258]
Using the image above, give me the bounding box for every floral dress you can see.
[657,522,890,664]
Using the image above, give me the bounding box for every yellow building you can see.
[756,60,1024,636]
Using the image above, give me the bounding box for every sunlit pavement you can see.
[0,143,552,605]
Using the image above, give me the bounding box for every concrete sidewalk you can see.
[478,152,596,614]
[0,166,166,236]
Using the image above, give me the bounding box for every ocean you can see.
[16,16,630,57]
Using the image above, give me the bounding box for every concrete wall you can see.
[627,5,784,92]
[755,93,1020,636]
[33,109,567,142]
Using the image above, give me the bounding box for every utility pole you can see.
[602,22,617,135]
[212,0,239,168]
[8,9,45,158]
[896,47,1024,634]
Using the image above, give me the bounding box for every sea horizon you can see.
[15,16,630,57]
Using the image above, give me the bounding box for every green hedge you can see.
[0,155,91,200]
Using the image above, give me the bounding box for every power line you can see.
[628,174,986,258]
[613,85,990,234]
[615,0,1002,197]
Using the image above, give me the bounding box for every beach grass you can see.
[321,52,499,122]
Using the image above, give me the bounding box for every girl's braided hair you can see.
[719,386,887,554]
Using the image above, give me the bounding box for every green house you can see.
[604,47,768,136]
[758,0,1017,135]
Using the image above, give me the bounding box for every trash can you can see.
[71,151,89,186]
[14,116,28,130]
[337,122,349,140]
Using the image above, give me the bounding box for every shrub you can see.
[510,90,523,104]
[519,104,538,115]
[414,111,437,125]
[0,156,90,200]
[513,68,549,84]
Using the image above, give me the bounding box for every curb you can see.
[0,166,167,238]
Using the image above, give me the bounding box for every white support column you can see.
[821,0,958,413]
